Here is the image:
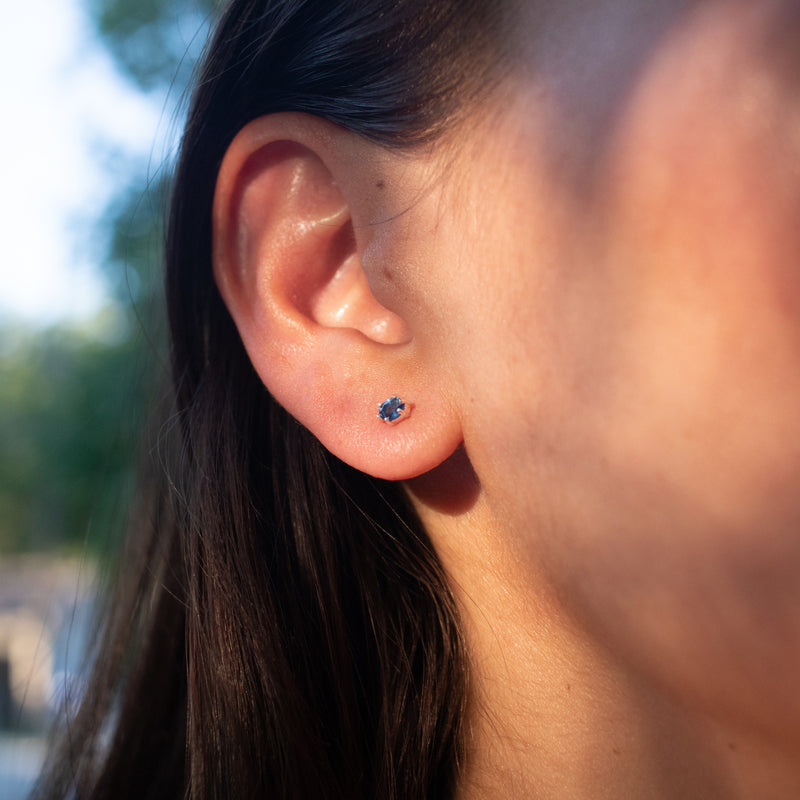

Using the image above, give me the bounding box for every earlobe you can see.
[212,113,462,480]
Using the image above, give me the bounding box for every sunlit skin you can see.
[399,1,800,796]
[214,0,800,795]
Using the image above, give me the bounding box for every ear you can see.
[212,113,462,480]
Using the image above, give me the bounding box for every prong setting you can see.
[378,396,410,425]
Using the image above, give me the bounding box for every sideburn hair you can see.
[34,1,512,797]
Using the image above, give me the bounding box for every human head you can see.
[62,1,799,798]
[34,1,800,798]
[207,0,800,753]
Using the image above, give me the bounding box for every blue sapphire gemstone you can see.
[378,396,407,423]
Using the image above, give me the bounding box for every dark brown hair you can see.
[35,1,512,797]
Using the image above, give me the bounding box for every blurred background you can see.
[0,1,216,796]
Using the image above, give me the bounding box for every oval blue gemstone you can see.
[378,396,406,423]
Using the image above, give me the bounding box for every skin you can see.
[405,0,800,796]
[215,0,800,795]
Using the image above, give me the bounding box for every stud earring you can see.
[378,396,411,425]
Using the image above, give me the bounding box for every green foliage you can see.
[0,320,164,554]
[0,0,222,555]
[88,0,219,305]
[88,0,219,91]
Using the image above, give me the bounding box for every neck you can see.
[407,458,800,800]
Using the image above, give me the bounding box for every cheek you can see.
[594,83,800,534]
[548,23,800,735]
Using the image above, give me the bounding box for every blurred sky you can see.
[0,0,171,326]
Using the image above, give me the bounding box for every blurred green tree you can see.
[90,0,216,91]
[0,0,219,555]
[89,0,218,317]
[0,323,147,554]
